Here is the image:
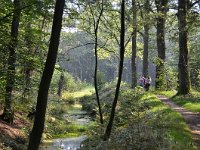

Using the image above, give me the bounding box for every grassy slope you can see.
[157,91,200,113]
[141,92,195,149]
[82,88,198,149]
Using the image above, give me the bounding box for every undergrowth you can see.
[81,87,197,150]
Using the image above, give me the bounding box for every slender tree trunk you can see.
[93,0,104,124]
[23,15,47,101]
[155,0,168,90]
[22,67,32,101]
[27,0,65,149]
[177,0,191,95]
[131,0,137,88]
[22,22,33,102]
[57,72,64,98]
[142,0,149,77]
[103,0,125,140]
[1,0,21,124]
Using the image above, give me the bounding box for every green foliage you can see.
[153,57,178,91]
[82,88,196,149]
[97,70,106,90]
[63,71,90,92]
[48,103,68,116]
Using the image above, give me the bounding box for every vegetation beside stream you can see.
[0,82,199,149]
[81,85,198,150]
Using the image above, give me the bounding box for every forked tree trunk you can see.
[177,0,191,95]
[92,0,104,124]
[103,0,125,140]
[1,0,21,124]
[131,0,137,88]
[27,0,65,149]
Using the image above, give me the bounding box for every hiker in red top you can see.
[139,75,145,87]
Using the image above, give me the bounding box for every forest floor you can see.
[157,95,200,148]
[0,110,30,149]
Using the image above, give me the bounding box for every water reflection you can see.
[41,135,87,150]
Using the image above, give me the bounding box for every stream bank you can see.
[40,103,93,150]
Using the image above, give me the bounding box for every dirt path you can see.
[157,95,200,148]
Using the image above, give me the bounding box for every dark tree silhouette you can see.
[142,0,149,77]
[177,0,191,95]
[103,0,125,140]
[27,0,65,149]
[92,0,104,124]
[1,0,21,124]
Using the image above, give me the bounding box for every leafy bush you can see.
[97,70,106,90]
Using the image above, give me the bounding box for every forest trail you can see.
[157,95,200,148]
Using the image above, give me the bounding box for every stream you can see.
[40,104,91,150]
[40,135,87,150]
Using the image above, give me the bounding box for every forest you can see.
[0,0,200,149]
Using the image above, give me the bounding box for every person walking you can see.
[144,76,151,91]
[139,75,145,87]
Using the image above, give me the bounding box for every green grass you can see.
[51,124,88,138]
[172,96,200,113]
[137,93,196,149]
[155,90,176,97]
[156,90,200,113]
[82,90,197,149]
[72,86,94,98]
[62,86,94,102]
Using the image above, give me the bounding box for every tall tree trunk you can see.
[103,0,125,140]
[142,0,149,77]
[131,0,137,88]
[1,0,21,124]
[27,0,65,149]
[155,0,168,90]
[177,0,191,95]
[92,0,104,124]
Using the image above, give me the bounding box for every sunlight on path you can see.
[157,95,200,147]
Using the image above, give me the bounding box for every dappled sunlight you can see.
[62,87,95,100]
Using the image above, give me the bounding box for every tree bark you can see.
[142,0,149,77]
[92,0,104,124]
[27,0,65,149]
[177,0,191,95]
[155,0,168,90]
[131,0,137,88]
[57,72,64,98]
[103,0,125,140]
[1,0,21,124]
